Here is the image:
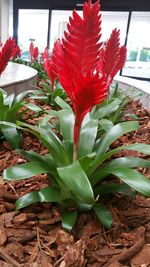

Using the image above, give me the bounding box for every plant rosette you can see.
[3,0,150,231]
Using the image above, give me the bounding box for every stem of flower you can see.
[73,143,78,161]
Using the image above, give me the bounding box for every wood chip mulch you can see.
[0,99,150,267]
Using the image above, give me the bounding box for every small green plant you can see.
[0,89,39,148]
[30,79,67,107]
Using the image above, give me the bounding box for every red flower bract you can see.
[12,44,22,58]
[0,37,16,75]
[43,47,58,93]
[52,0,126,149]
[29,42,39,63]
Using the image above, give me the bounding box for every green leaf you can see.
[91,157,150,185]
[96,121,139,156]
[3,161,50,181]
[58,109,74,158]
[58,109,74,142]
[1,125,21,149]
[78,119,98,158]
[62,209,77,231]
[25,103,43,112]
[17,121,70,166]
[93,99,121,120]
[15,90,37,102]
[111,168,150,197]
[122,143,150,155]
[4,93,15,107]
[54,96,72,110]
[17,150,56,172]
[89,143,150,176]
[99,119,114,131]
[93,202,112,229]
[16,186,62,210]
[94,183,135,197]
[57,161,95,209]
[89,121,139,174]
[79,153,96,173]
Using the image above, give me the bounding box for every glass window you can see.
[49,10,82,51]
[50,10,128,51]
[101,12,129,45]
[122,12,150,79]
[18,9,49,58]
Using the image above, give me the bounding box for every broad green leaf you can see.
[89,121,139,174]
[62,209,77,231]
[1,125,21,149]
[94,183,135,197]
[57,161,95,209]
[6,101,25,121]
[25,103,43,112]
[110,96,129,123]
[17,150,56,172]
[58,109,74,143]
[122,143,150,155]
[91,157,150,185]
[111,168,150,196]
[93,99,121,120]
[17,121,70,166]
[78,119,98,158]
[96,121,139,156]
[99,119,114,131]
[3,161,50,181]
[15,90,37,103]
[93,202,112,229]
[54,96,72,110]
[4,93,15,107]
[79,153,96,173]
[0,90,4,106]
[89,143,150,175]
[16,186,62,210]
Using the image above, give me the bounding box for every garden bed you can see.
[0,99,150,267]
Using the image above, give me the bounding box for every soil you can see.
[0,99,150,267]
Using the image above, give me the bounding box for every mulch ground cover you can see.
[0,99,150,267]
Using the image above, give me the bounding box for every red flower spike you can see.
[12,44,22,58]
[52,0,126,151]
[42,47,49,61]
[0,37,16,75]
[43,45,59,93]
[29,42,39,63]
[97,29,127,81]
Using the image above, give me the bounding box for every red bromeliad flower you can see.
[29,42,39,63]
[42,47,49,61]
[43,47,58,93]
[12,44,22,58]
[0,37,16,75]
[52,0,126,150]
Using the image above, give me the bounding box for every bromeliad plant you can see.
[3,0,150,230]
[0,37,16,75]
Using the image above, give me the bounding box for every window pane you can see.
[101,12,129,45]
[122,12,150,79]
[50,10,82,51]
[50,10,128,51]
[18,9,49,58]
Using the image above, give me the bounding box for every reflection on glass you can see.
[18,9,49,58]
[122,12,150,79]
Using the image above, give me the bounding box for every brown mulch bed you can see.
[0,100,150,267]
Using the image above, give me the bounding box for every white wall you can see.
[0,0,10,43]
